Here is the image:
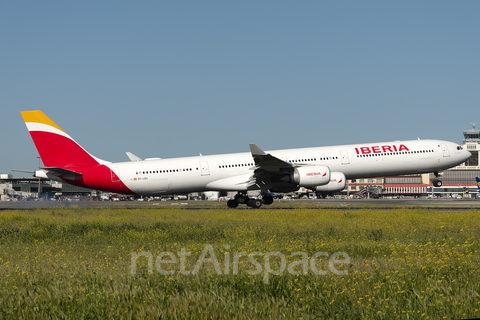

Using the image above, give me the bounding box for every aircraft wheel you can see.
[227,199,239,208]
[235,194,247,204]
[433,180,443,187]
[263,195,274,205]
[247,198,262,208]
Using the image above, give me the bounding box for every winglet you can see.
[249,144,267,156]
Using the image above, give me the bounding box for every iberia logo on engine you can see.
[306,172,327,177]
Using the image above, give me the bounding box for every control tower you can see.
[461,123,479,166]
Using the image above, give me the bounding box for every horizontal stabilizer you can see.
[38,167,83,181]
[12,169,35,174]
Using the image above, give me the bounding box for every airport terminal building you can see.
[0,175,102,201]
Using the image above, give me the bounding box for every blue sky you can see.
[1,1,479,175]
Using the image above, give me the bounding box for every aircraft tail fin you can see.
[21,111,109,168]
[476,177,480,190]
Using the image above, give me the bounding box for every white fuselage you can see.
[108,139,470,196]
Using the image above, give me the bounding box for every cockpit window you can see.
[457,146,463,150]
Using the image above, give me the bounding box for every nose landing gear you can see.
[433,180,443,187]
[432,171,443,187]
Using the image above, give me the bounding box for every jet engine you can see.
[291,166,331,188]
[314,172,346,192]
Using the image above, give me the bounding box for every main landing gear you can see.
[227,193,274,209]
[432,171,443,187]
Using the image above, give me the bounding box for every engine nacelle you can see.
[315,172,346,192]
[292,166,330,188]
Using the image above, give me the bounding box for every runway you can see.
[1,198,479,210]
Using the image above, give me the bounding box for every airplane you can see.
[20,110,471,208]
[476,177,480,190]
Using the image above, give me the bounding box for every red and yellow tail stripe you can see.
[21,110,66,134]
[21,110,108,168]
[21,110,134,195]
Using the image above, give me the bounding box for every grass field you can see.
[0,205,479,319]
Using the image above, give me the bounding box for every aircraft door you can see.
[200,161,210,176]
[440,144,450,157]
[110,167,121,182]
[340,150,350,164]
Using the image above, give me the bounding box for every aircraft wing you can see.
[248,144,295,192]
[249,144,293,171]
